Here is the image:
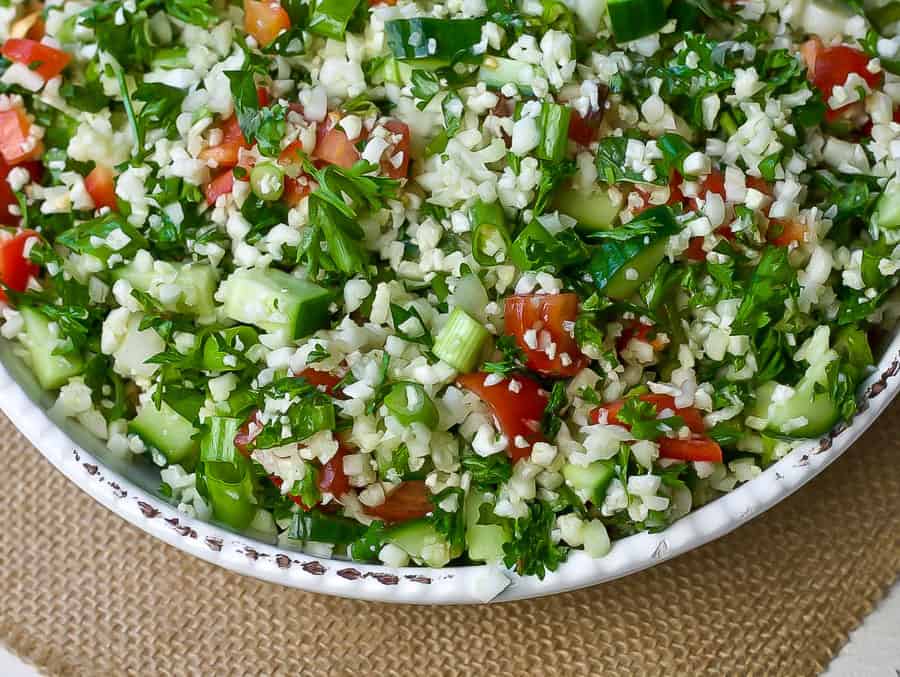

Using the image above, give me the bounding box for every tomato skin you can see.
[0,105,41,166]
[244,0,291,47]
[457,372,548,462]
[379,119,411,179]
[365,481,433,523]
[658,437,723,463]
[296,367,343,398]
[204,170,235,206]
[84,165,117,211]
[567,111,597,146]
[319,441,352,499]
[199,116,247,169]
[590,393,706,435]
[802,39,881,94]
[633,171,684,216]
[768,219,806,247]
[0,229,40,302]
[283,175,312,207]
[504,293,586,377]
[314,113,360,169]
[1,39,71,80]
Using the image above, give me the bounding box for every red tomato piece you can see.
[684,237,707,262]
[802,39,881,95]
[457,372,548,462]
[84,165,117,211]
[632,171,684,216]
[567,111,598,146]
[278,139,305,166]
[296,367,344,398]
[686,169,726,211]
[0,229,40,302]
[504,293,586,377]
[256,86,270,107]
[244,0,291,47]
[233,410,262,457]
[379,119,411,179]
[658,437,723,463]
[1,39,71,80]
[283,175,312,207]
[590,393,706,435]
[199,116,247,169]
[204,170,235,206]
[0,105,41,166]
[768,219,806,247]
[319,440,353,499]
[365,480,433,523]
[313,112,360,169]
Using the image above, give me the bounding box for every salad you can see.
[0,0,897,582]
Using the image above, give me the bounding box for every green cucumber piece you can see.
[386,518,461,567]
[874,184,900,231]
[130,399,200,466]
[477,56,544,96]
[113,261,218,318]
[590,238,668,300]
[290,510,369,544]
[19,307,83,390]
[562,461,616,505]
[219,268,331,339]
[464,491,509,563]
[553,185,621,232]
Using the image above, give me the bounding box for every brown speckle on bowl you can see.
[138,501,160,518]
[83,463,98,475]
[366,572,399,586]
[205,536,223,552]
[404,575,432,585]
[275,554,292,569]
[338,567,361,581]
[302,561,326,576]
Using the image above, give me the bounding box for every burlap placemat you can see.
[0,405,898,677]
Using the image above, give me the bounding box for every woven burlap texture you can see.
[0,406,898,677]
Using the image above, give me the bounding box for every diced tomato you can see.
[379,119,411,179]
[84,165,117,211]
[457,372,548,462]
[243,0,291,47]
[504,293,586,377]
[365,480,433,523]
[686,169,726,211]
[256,86,270,108]
[278,139,305,166]
[234,410,262,456]
[199,115,247,169]
[0,229,40,302]
[567,111,597,146]
[615,321,668,354]
[283,175,312,207]
[204,170,235,206]
[1,39,71,80]
[296,367,343,398]
[684,237,707,262]
[658,436,723,463]
[313,112,360,169]
[768,219,806,247]
[801,38,881,95]
[633,171,684,216]
[318,441,352,499]
[0,105,41,166]
[590,393,706,435]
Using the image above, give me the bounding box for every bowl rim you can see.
[1,331,898,605]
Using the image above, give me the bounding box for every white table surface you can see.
[1,580,897,675]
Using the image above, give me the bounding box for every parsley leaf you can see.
[502,501,568,579]
[482,335,526,376]
[541,381,568,439]
[461,451,513,489]
[429,487,466,553]
[615,397,685,441]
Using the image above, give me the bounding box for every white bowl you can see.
[2,331,898,604]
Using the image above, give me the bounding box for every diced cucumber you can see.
[113,261,218,318]
[874,183,900,231]
[553,185,622,232]
[562,460,615,505]
[219,268,332,339]
[290,510,369,544]
[478,57,545,96]
[130,399,200,466]
[590,238,668,300]
[464,491,509,563]
[19,307,83,390]
[748,329,843,438]
[386,518,462,567]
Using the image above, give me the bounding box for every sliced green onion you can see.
[290,510,368,544]
[250,162,285,201]
[433,307,490,372]
[201,457,257,530]
[151,47,191,69]
[200,417,243,464]
[607,0,667,43]
[385,18,485,69]
[470,201,512,266]
[202,327,259,372]
[308,0,364,40]
[537,103,572,163]
[384,382,439,428]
